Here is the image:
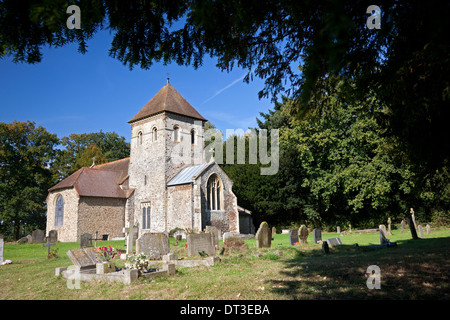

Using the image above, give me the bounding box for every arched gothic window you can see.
[207,174,223,211]
[55,195,64,226]
[142,204,151,229]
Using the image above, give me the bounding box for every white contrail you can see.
[201,72,247,105]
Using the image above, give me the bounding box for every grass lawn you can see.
[1,227,450,300]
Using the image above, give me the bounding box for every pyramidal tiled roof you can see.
[129,82,207,123]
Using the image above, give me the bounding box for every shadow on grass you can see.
[267,237,450,300]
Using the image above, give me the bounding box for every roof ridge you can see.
[93,157,130,168]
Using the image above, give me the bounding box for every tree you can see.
[1,1,447,171]
[74,144,108,170]
[52,130,129,181]
[0,121,59,239]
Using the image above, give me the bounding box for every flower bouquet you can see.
[94,245,121,262]
[125,252,152,275]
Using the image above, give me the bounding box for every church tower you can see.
[128,81,207,233]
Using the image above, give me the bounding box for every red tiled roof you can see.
[48,158,132,198]
[129,83,207,123]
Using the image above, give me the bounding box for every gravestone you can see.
[322,241,329,254]
[400,220,405,233]
[298,225,309,244]
[80,233,93,248]
[288,229,299,245]
[48,230,58,243]
[255,222,272,249]
[187,233,216,257]
[418,225,424,239]
[272,227,277,235]
[408,217,418,240]
[136,232,170,259]
[312,228,322,244]
[324,238,342,246]
[337,226,341,234]
[125,226,137,255]
[43,238,55,258]
[31,229,45,243]
[223,232,238,242]
[379,225,388,245]
[205,226,219,247]
[426,224,431,235]
[0,234,4,264]
[387,218,392,235]
[67,247,98,269]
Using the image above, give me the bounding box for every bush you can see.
[431,210,450,226]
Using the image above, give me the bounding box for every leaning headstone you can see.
[312,228,322,244]
[299,225,309,244]
[426,224,431,235]
[408,216,418,240]
[66,247,97,269]
[324,238,342,246]
[418,225,424,239]
[400,220,405,233]
[255,222,272,249]
[379,225,388,245]
[136,232,170,259]
[31,229,45,243]
[288,229,299,245]
[80,233,93,248]
[187,233,216,257]
[48,230,58,243]
[0,234,4,264]
[205,226,219,247]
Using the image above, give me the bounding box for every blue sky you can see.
[0,30,274,143]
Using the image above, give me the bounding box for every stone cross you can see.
[43,237,55,258]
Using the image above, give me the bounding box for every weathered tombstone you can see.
[426,224,431,235]
[48,230,58,243]
[324,238,342,246]
[26,234,32,243]
[125,225,137,255]
[66,247,97,269]
[31,229,45,243]
[400,220,405,233]
[0,234,4,264]
[322,241,329,254]
[187,233,216,257]
[312,228,321,244]
[205,226,219,247]
[418,225,424,239]
[272,227,277,235]
[379,225,388,245]
[288,229,299,245]
[136,232,170,259]
[337,226,341,234]
[80,233,93,248]
[387,218,392,235]
[299,225,309,244]
[410,208,418,229]
[223,232,238,242]
[408,216,418,240]
[255,222,272,249]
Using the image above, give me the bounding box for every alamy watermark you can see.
[170,123,279,175]
[366,265,381,289]
[366,5,381,29]
[66,5,81,30]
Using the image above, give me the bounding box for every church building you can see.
[46,81,252,242]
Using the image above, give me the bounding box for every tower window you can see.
[174,126,180,142]
[191,129,195,145]
[138,131,143,145]
[152,127,157,141]
[142,204,151,229]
